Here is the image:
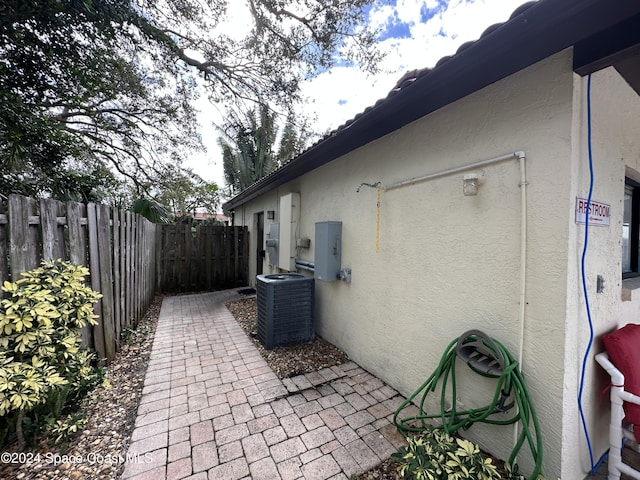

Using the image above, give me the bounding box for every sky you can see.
[186,0,529,191]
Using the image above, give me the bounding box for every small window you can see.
[623,178,640,278]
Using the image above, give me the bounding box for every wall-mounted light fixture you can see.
[463,171,485,196]
[267,210,275,220]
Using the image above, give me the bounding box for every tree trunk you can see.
[16,409,25,449]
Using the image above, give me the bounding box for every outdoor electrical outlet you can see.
[597,275,605,293]
[339,267,352,283]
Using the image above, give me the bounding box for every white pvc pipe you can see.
[381,151,529,455]
[514,151,528,459]
[596,352,640,480]
[381,150,529,369]
[383,151,525,191]
[517,151,528,369]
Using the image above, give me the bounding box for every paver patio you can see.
[120,290,410,480]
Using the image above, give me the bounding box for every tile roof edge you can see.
[222,0,543,211]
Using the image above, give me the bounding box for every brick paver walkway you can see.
[120,290,409,480]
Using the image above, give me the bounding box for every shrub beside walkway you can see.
[120,290,409,480]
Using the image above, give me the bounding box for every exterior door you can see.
[256,212,264,275]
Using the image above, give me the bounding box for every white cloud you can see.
[188,0,530,192]
[298,0,525,134]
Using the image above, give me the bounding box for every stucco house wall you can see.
[230,45,640,477]
[235,49,574,477]
[562,66,640,472]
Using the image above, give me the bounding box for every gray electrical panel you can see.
[266,223,279,266]
[314,221,342,281]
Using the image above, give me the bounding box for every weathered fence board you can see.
[1,194,249,358]
[40,198,64,261]
[119,210,127,335]
[86,203,105,357]
[0,214,7,297]
[97,204,116,360]
[156,224,249,293]
[112,208,121,341]
[67,201,91,345]
[67,201,87,266]
[126,211,133,330]
[0,194,157,361]
[9,195,39,275]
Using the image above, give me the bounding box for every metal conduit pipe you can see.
[296,264,315,272]
[295,259,315,267]
[295,259,315,272]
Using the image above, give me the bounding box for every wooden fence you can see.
[0,194,157,361]
[156,224,249,293]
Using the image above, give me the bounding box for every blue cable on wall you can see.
[577,73,606,475]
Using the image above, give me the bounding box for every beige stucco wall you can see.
[232,50,640,478]
[561,67,640,474]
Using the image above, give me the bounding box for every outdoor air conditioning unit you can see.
[256,273,314,350]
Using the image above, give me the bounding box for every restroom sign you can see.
[575,197,610,226]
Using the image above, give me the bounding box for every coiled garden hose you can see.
[393,331,543,480]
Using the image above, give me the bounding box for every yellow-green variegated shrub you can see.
[0,260,102,446]
[392,428,529,480]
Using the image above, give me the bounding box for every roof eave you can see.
[223,0,640,212]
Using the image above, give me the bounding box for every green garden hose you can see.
[393,331,543,480]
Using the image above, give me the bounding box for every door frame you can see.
[255,211,265,276]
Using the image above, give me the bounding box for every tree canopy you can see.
[218,105,311,195]
[1,0,382,202]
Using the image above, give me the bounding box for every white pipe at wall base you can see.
[596,352,640,480]
[517,151,528,370]
[514,151,528,459]
[370,150,530,458]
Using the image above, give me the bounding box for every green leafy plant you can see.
[0,260,101,447]
[392,428,521,480]
[47,414,87,445]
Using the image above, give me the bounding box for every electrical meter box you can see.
[266,223,279,266]
[314,221,342,281]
